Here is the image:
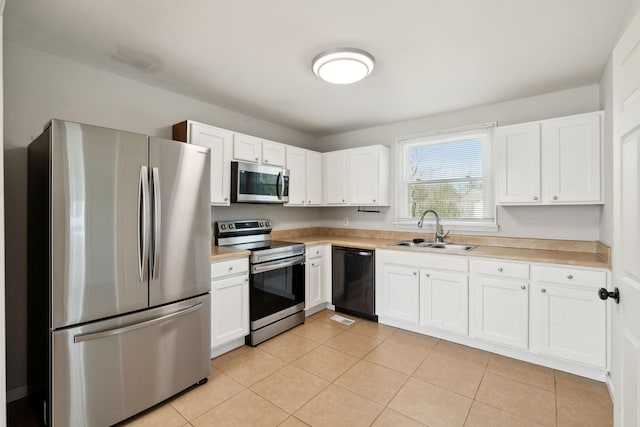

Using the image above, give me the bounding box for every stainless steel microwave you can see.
[231,161,290,203]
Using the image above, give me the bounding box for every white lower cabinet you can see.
[379,264,420,323]
[210,257,249,357]
[420,270,468,334]
[305,244,330,314]
[530,265,607,367]
[470,259,530,349]
[377,249,609,379]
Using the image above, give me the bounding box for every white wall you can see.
[3,41,320,396]
[317,85,603,240]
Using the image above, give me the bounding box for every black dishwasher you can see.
[332,246,377,321]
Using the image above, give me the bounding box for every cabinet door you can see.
[306,151,324,205]
[285,146,306,206]
[211,275,249,348]
[306,257,325,309]
[470,277,528,349]
[380,265,420,323]
[349,146,380,205]
[263,140,286,167]
[420,270,468,334]
[234,133,262,163]
[531,282,605,367]
[324,151,348,204]
[189,123,233,205]
[496,123,541,204]
[545,114,601,203]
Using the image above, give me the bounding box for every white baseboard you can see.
[6,385,27,402]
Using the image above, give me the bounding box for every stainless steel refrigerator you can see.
[27,120,212,426]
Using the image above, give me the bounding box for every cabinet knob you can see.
[245,278,249,282]
[342,199,345,202]
[598,287,620,304]
[264,159,269,163]
[311,263,316,267]
[228,266,233,271]
[302,200,305,204]
[498,267,503,273]
[552,195,558,200]
[373,199,376,202]
[224,197,229,201]
[255,157,259,161]
[308,200,311,203]
[541,288,547,293]
[533,196,538,200]
[412,272,417,276]
[425,273,430,278]
[567,274,573,280]
[521,285,526,290]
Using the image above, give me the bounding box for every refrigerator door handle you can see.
[73,302,202,343]
[138,166,150,282]
[151,167,161,280]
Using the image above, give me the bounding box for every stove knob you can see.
[266,221,271,228]
[259,222,264,227]
[228,224,234,229]
[220,224,226,230]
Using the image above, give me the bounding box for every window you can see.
[396,124,496,230]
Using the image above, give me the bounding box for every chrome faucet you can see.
[417,209,449,242]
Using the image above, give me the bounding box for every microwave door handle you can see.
[276,172,282,200]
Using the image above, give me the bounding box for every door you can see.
[306,151,324,205]
[324,150,348,204]
[234,133,262,163]
[496,123,541,204]
[148,138,211,307]
[545,114,601,203]
[285,146,306,205]
[612,9,640,425]
[470,277,528,349]
[380,264,419,323]
[211,275,249,348]
[420,270,468,334]
[306,256,325,309]
[51,295,210,427]
[262,140,286,167]
[531,282,605,367]
[189,122,233,205]
[49,120,149,329]
[349,146,379,205]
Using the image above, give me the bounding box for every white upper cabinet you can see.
[324,150,349,205]
[306,151,324,205]
[285,146,307,206]
[233,133,263,163]
[496,112,602,205]
[262,140,286,167]
[172,120,233,206]
[545,114,601,203]
[285,146,324,207]
[496,123,541,204]
[348,145,390,206]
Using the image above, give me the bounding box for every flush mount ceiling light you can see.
[312,48,375,84]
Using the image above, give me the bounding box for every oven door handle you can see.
[252,255,305,274]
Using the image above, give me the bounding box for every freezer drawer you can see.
[49,295,210,427]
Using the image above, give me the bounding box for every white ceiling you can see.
[3,0,633,136]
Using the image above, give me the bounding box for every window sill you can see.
[393,219,499,233]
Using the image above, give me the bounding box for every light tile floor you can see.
[9,310,613,426]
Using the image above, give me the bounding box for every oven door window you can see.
[239,170,278,197]
[250,261,304,321]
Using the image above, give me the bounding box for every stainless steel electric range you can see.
[215,219,305,346]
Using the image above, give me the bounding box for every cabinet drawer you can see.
[307,244,324,259]
[532,265,606,287]
[380,249,468,272]
[211,257,249,279]
[473,259,529,279]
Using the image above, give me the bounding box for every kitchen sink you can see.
[389,240,476,251]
